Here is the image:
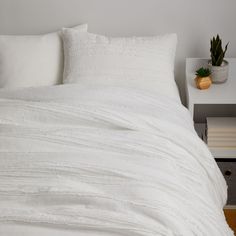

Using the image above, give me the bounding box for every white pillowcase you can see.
[62,29,177,92]
[0,24,87,89]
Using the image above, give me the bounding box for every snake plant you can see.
[210,34,229,66]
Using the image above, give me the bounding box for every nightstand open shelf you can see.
[186,58,236,207]
[194,123,236,159]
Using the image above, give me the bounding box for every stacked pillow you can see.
[62,29,177,92]
[0,24,87,89]
[0,25,177,91]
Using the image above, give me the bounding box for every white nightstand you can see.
[186,58,236,206]
[186,58,236,159]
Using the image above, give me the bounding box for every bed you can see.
[0,82,232,235]
[0,27,233,235]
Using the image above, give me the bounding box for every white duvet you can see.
[0,84,232,235]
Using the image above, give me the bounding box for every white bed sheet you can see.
[0,84,232,235]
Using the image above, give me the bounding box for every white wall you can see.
[0,0,236,102]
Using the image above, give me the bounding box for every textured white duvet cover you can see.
[0,84,232,235]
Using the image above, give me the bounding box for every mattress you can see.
[0,84,232,235]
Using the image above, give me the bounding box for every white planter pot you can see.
[208,60,229,83]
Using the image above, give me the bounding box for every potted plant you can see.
[209,34,229,83]
[195,67,212,90]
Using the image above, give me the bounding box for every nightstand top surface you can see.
[186,58,236,104]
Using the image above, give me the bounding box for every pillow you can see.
[0,24,87,89]
[62,29,177,92]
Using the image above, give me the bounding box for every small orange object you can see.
[224,208,236,234]
[195,76,212,90]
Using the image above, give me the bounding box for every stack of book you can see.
[207,117,236,149]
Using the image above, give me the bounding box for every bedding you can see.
[0,24,87,89]
[0,84,232,235]
[62,29,177,92]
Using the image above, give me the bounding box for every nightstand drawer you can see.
[217,160,236,205]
